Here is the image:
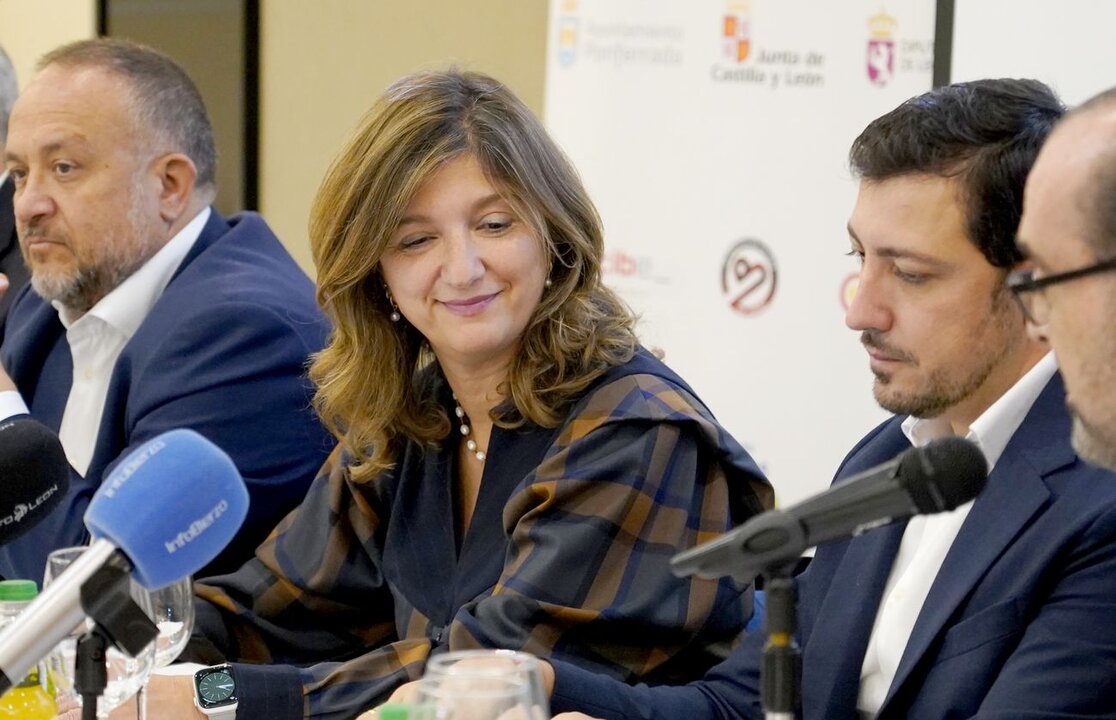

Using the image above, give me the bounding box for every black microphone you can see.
[671,436,988,582]
[0,418,70,545]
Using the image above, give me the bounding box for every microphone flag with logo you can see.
[85,428,249,589]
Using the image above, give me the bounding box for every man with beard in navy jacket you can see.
[0,39,333,581]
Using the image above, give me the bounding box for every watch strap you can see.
[194,663,238,719]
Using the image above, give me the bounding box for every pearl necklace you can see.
[453,395,486,462]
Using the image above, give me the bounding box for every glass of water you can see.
[414,650,549,720]
[44,546,156,719]
[135,576,195,718]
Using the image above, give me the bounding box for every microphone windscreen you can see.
[900,436,988,513]
[0,418,70,545]
[85,429,249,588]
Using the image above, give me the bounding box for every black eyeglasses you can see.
[1006,256,1116,325]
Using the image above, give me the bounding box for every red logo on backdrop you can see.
[722,239,777,316]
[866,11,897,86]
[723,1,752,63]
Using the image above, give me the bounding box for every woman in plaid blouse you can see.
[146,69,774,720]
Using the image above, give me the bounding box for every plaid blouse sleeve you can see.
[193,373,770,719]
[193,445,426,719]
[450,372,771,679]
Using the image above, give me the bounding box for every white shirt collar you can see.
[901,352,1058,470]
[54,207,211,335]
[0,170,9,186]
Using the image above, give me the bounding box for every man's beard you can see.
[864,285,1019,419]
[871,359,1001,419]
[26,187,159,315]
[30,259,138,315]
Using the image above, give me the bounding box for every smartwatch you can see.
[193,663,238,718]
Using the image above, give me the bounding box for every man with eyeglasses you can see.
[1013,88,1116,471]
[539,79,1116,720]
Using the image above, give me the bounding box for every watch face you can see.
[196,667,237,708]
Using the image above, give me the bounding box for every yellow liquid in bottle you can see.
[0,666,57,719]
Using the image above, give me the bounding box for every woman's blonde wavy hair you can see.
[309,69,637,482]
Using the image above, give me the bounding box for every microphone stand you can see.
[760,564,801,720]
[670,524,806,718]
[74,554,158,720]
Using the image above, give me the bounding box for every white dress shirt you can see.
[856,352,1058,717]
[0,208,210,475]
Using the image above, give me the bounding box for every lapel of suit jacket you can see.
[804,523,906,718]
[166,206,229,284]
[85,207,231,478]
[880,374,1073,713]
[802,423,911,718]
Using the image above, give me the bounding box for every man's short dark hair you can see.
[849,78,1064,268]
[39,38,217,189]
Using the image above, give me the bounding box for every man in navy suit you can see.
[0,39,333,581]
[1016,88,1116,474]
[543,80,1116,719]
[0,44,29,337]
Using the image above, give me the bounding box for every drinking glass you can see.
[135,576,195,719]
[416,650,549,720]
[412,673,532,720]
[43,546,156,719]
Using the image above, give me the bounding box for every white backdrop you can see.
[544,0,936,504]
[953,0,1116,105]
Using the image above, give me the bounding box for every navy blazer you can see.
[0,210,334,581]
[551,372,1116,719]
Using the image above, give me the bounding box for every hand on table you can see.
[56,673,202,720]
[358,657,558,720]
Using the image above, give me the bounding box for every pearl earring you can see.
[545,278,553,288]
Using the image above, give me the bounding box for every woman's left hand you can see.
[56,674,203,720]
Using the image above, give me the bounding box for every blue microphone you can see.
[0,429,249,694]
[86,428,249,588]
